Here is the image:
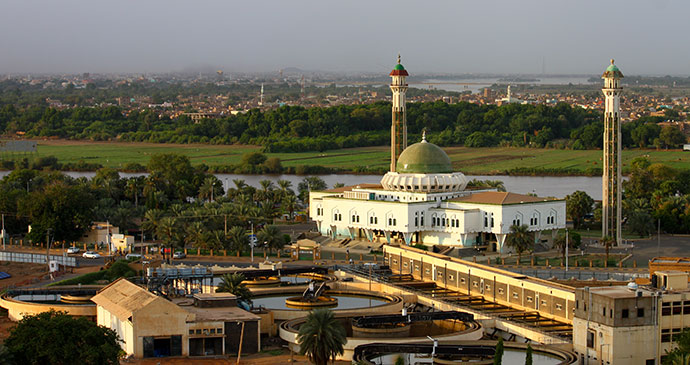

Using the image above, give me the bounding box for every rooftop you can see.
[450,191,558,205]
[322,183,382,193]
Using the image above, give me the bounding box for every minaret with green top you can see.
[602,59,623,246]
[389,54,409,172]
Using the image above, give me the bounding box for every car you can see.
[173,251,186,259]
[66,246,80,254]
[82,251,101,259]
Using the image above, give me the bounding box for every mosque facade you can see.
[309,58,566,251]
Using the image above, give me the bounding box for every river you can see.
[412,75,595,93]
[0,171,604,200]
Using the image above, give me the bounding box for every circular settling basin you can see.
[255,289,403,321]
[372,349,563,365]
[281,314,483,362]
[212,273,328,287]
[254,292,386,311]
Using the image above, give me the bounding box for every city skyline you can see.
[1,0,688,75]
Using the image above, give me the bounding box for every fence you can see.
[0,251,77,267]
[503,267,646,281]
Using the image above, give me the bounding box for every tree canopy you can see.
[4,310,121,365]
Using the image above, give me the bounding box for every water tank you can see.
[627,282,638,291]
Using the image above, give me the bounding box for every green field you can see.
[25,141,690,174]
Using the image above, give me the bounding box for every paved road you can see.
[583,234,690,267]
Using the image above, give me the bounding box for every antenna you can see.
[300,75,305,99]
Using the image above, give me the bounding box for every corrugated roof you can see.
[450,191,556,205]
[91,278,160,322]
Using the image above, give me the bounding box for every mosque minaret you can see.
[389,54,408,172]
[602,59,624,246]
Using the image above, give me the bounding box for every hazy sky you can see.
[0,0,686,75]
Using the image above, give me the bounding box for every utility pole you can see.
[657,219,661,257]
[1,213,5,251]
[46,228,52,274]
[565,228,569,272]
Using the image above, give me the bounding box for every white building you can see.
[309,57,566,252]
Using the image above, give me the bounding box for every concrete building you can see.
[92,278,260,359]
[309,58,566,251]
[79,221,118,246]
[602,59,624,246]
[573,270,690,364]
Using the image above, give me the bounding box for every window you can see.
[513,292,519,299]
[527,296,533,303]
[587,331,595,348]
[209,329,215,334]
[673,304,682,315]
[196,329,202,334]
[663,302,671,316]
[662,329,671,343]
[189,329,194,335]
[421,217,424,226]
[603,307,606,316]
[415,217,419,226]
[556,303,563,310]
[622,309,629,318]
[217,328,222,334]
[576,300,579,309]
[498,288,504,295]
[638,308,645,317]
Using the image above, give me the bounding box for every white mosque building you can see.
[309,57,565,252]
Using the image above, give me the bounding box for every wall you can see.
[384,245,575,324]
[0,295,96,321]
[98,306,134,355]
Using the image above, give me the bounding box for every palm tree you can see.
[297,309,346,365]
[277,179,293,198]
[143,209,163,241]
[228,226,247,254]
[504,224,532,264]
[157,216,179,249]
[216,273,253,305]
[258,225,285,253]
[198,177,216,202]
[185,221,206,248]
[125,178,141,208]
[282,194,298,220]
[602,235,615,262]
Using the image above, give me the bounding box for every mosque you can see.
[309,57,566,252]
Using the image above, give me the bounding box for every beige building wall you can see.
[131,298,191,358]
[97,305,134,355]
[573,317,657,364]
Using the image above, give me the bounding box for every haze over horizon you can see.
[1,0,686,76]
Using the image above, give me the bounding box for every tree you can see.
[298,176,327,203]
[525,343,533,365]
[565,190,594,229]
[659,125,686,149]
[5,310,121,365]
[228,226,247,254]
[601,235,615,262]
[19,181,94,243]
[493,337,504,365]
[505,224,532,263]
[664,328,690,365]
[297,309,346,365]
[626,209,654,237]
[216,273,253,305]
[258,225,285,253]
[553,230,581,262]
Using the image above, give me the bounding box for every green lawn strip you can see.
[32,142,690,175]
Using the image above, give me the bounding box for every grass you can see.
[18,140,690,175]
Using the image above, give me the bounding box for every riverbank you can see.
[4,139,689,176]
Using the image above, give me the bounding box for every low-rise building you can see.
[573,270,690,364]
[92,278,260,359]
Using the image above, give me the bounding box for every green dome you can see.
[606,63,620,72]
[396,139,452,174]
[393,63,405,71]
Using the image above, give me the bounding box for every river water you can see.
[0,171,603,200]
[412,75,595,93]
